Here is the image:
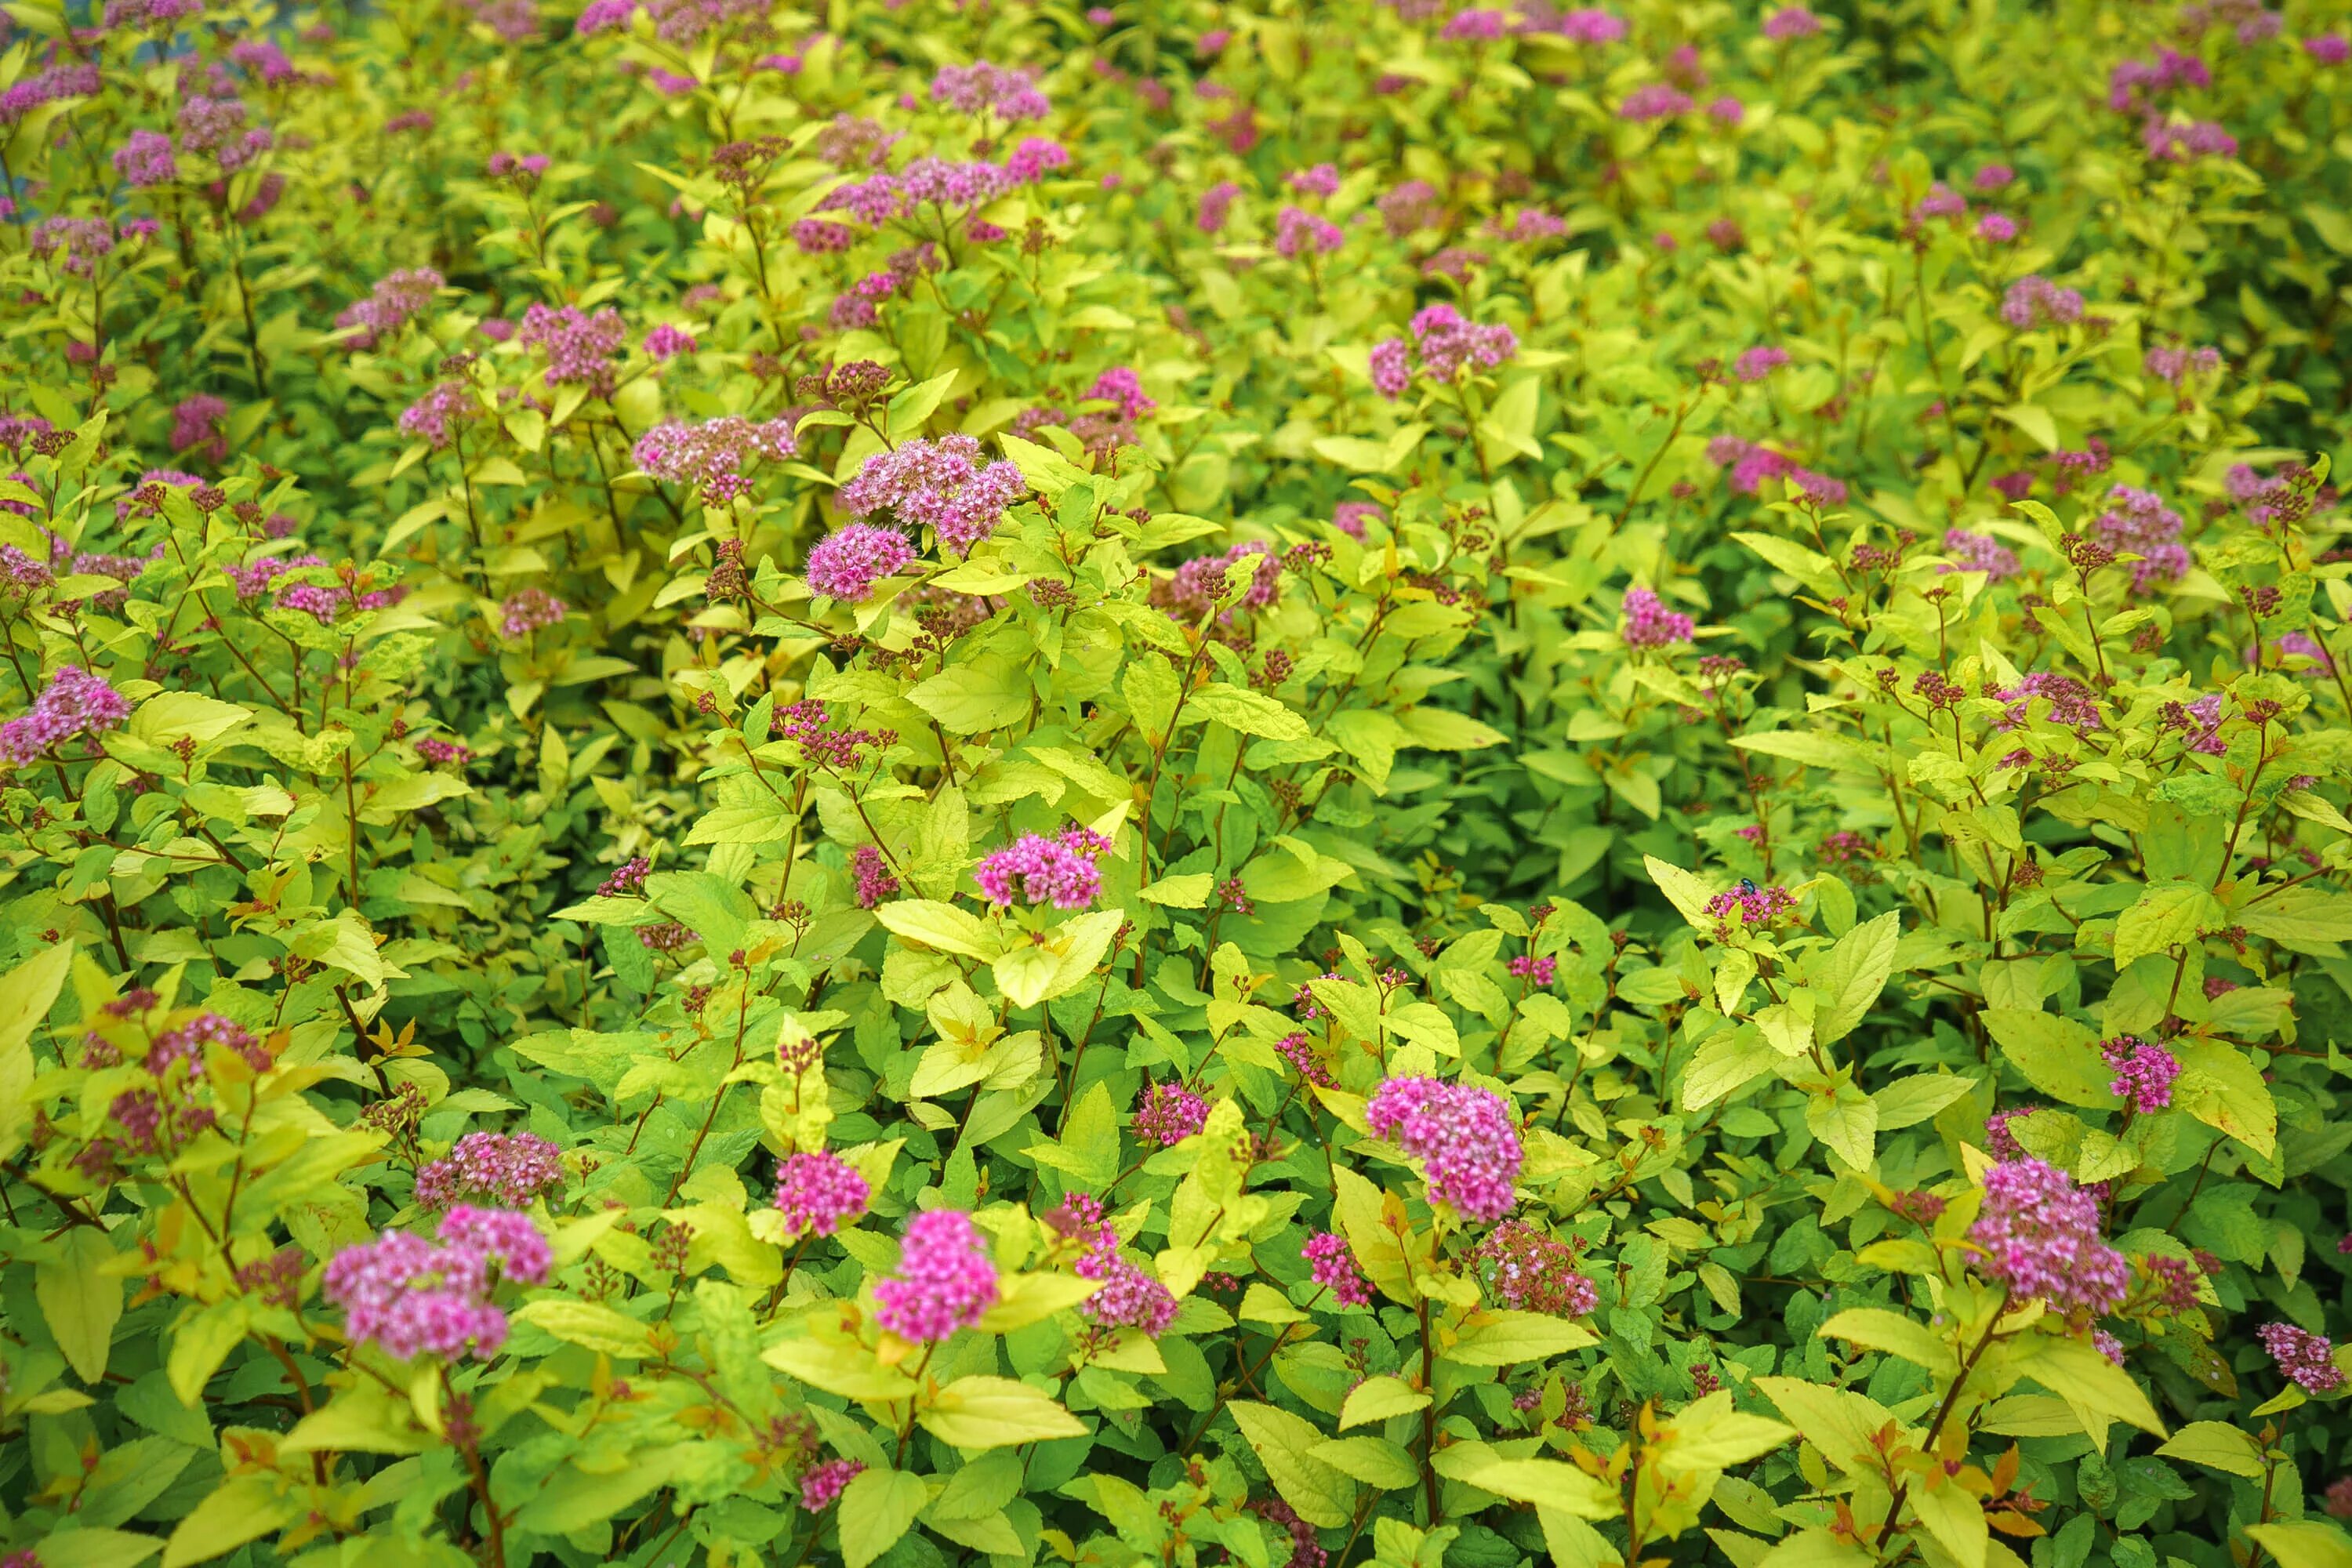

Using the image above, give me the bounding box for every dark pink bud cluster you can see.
[1371,305,1517,401]
[1274,1031,1334,1087]
[415,1131,566,1208]
[873,1209,1000,1341]
[1365,1075,1523,1221]
[851,844,900,907]
[1274,205,1343,258]
[397,382,481,450]
[144,1012,263,1076]
[1508,955,1558,986]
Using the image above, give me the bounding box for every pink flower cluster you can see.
[1705,435,1849,505]
[2146,344,2223,385]
[774,1150,872,1239]
[973,826,1111,909]
[114,129,177,187]
[2092,484,2188,593]
[2261,1322,2343,1393]
[1508,955,1558,986]
[1365,1075,1523,1221]
[633,416,799,503]
[336,268,443,350]
[323,1207,550,1362]
[1274,205,1343,258]
[1706,881,1797,926]
[499,587,568,637]
[837,434,1025,556]
[145,1012,264,1076]
[1087,366,1156,420]
[799,1457,862,1511]
[1371,305,1517,398]
[2001,274,2085,329]
[1620,82,1693,121]
[851,844,901,907]
[1733,345,1790,382]
[804,523,916,603]
[415,1131,565,1209]
[1966,1157,2129,1315]
[931,61,1049,120]
[1134,1080,1209,1146]
[2100,1035,2181,1112]
[517,303,627,394]
[1621,586,1694,648]
[1942,528,2020,579]
[397,382,481,450]
[873,1209,1000,1341]
[0,666,130,768]
[1303,1231,1370,1306]
[1472,1221,1599,1316]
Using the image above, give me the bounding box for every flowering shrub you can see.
[3,1,2352,1567]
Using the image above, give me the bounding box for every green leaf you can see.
[1445,1309,1598,1365]
[38,1229,123,1385]
[919,1376,1089,1449]
[1733,532,1841,597]
[1310,1436,1420,1490]
[1818,1308,1957,1376]
[2248,1523,2352,1568]
[161,1477,297,1568]
[1139,873,1214,907]
[2020,1335,2167,1438]
[0,941,71,1165]
[1396,706,1508,751]
[1644,855,1716,928]
[887,368,960,439]
[1228,1400,1356,1527]
[990,909,1123,1007]
[2154,1420,2267,1478]
[1806,1083,1878,1171]
[2113,881,2224,968]
[909,660,1033,734]
[1908,1475,1989,1568]
[840,1468,931,1568]
[1338,1374,1431,1431]
[1813,912,1899,1044]
[1872,1073,1976,1131]
[1656,1394,1795,1468]
[34,1529,165,1568]
[1188,681,1310,740]
[1980,1010,2114,1109]
[1429,1445,1619,1519]
[510,1298,652,1356]
[1680,1029,1780,1112]
[129,692,252,746]
[2171,1039,2277,1159]
[875,899,1003,960]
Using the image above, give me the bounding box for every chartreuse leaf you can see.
[1818,1309,1957,1376]
[37,1229,123,1385]
[2155,1421,2267,1478]
[840,1468,930,1568]
[2249,1523,2352,1568]
[1429,1443,1618,1518]
[917,1376,1089,1449]
[1228,1401,1356,1527]
[161,1477,299,1567]
[0,942,72,1166]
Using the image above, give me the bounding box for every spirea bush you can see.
[5,0,2352,1566]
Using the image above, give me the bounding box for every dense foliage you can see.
[5,1,2352,1566]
